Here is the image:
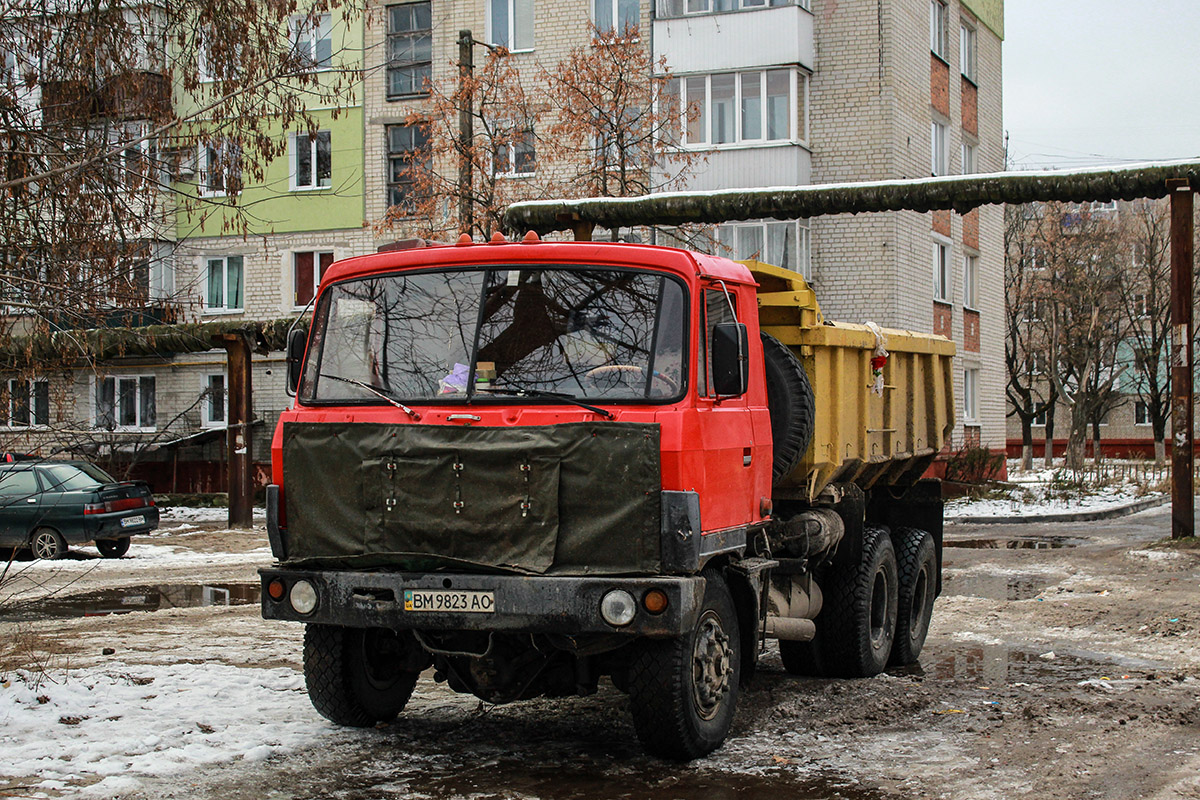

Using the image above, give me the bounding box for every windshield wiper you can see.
[481,385,615,420]
[319,374,422,421]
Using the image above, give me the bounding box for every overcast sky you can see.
[1002,0,1200,170]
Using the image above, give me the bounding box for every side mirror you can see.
[286,327,308,395]
[711,322,749,396]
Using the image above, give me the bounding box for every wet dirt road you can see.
[3,505,1199,799]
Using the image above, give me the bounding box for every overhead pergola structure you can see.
[1,317,306,529]
[504,159,1200,539]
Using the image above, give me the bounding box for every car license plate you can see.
[404,589,495,613]
[120,515,145,528]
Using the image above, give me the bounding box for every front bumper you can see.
[259,567,704,638]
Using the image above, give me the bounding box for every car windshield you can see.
[301,266,687,403]
[38,464,114,491]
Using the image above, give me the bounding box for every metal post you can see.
[458,29,474,236]
[1168,178,1194,539]
[219,334,253,529]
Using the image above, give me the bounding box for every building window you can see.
[657,0,806,16]
[1032,401,1047,427]
[961,140,977,174]
[932,239,949,301]
[294,251,334,307]
[206,256,244,312]
[716,220,810,280]
[930,0,947,59]
[671,69,804,147]
[495,128,537,176]
[388,2,432,98]
[198,140,242,197]
[290,13,332,71]
[489,0,534,51]
[1134,400,1151,426]
[595,0,639,35]
[931,120,948,176]
[204,374,226,426]
[96,376,156,430]
[960,22,977,82]
[386,124,430,213]
[963,368,978,423]
[963,253,977,309]
[291,131,332,190]
[3,379,49,427]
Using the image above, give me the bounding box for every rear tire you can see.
[629,569,741,760]
[815,526,898,678]
[303,625,421,727]
[96,537,131,558]
[889,528,937,666]
[30,528,67,560]
[778,638,821,676]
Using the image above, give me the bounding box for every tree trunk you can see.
[1154,439,1167,466]
[1065,403,1088,471]
[1021,418,1034,471]
[1043,414,1057,469]
[1091,419,1103,467]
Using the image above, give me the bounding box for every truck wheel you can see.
[761,332,815,484]
[889,527,937,666]
[303,624,420,727]
[778,638,822,676]
[628,569,741,760]
[818,526,898,678]
[30,528,67,560]
[96,537,131,558]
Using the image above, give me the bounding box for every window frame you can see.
[488,0,535,52]
[3,378,49,428]
[715,219,811,280]
[932,237,950,302]
[494,127,537,177]
[94,375,157,431]
[930,0,948,59]
[204,255,245,313]
[290,130,332,191]
[1134,400,1151,427]
[961,139,977,174]
[930,119,948,176]
[386,123,430,215]
[293,250,335,309]
[197,139,242,197]
[962,367,978,423]
[289,12,333,72]
[1032,401,1047,427]
[593,0,640,36]
[959,21,977,82]
[387,1,432,99]
[657,0,808,16]
[962,252,978,310]
[671,68,806,149]
[203,373,228,427]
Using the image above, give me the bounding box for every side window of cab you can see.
[696,287,737,397]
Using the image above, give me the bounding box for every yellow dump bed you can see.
[744,260,956,502]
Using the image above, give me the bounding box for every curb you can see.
[946,493,1170,525]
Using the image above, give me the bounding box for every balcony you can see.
[40,71,171,124]
[653,3,815,74]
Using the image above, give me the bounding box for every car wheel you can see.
[31,528,67,560]
[96,537,131,558]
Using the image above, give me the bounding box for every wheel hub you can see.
[692,613,734,720]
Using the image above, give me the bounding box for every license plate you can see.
[404,589,495,613]
[120,515,145,528]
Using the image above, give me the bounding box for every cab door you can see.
[0,468,43,545]
[692,284,758,530]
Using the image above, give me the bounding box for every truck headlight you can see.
[289,580,318,615]
[600,589,636,627]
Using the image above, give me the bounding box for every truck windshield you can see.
[301,266,686,404]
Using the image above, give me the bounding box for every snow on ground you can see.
[158,506,266,524]
[0,661,330,797]
[946,459,1165,519]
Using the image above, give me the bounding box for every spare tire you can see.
[761,332,815,484]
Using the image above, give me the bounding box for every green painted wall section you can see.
[962,0,1004,39]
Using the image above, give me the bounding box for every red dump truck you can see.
[260,235,955,759]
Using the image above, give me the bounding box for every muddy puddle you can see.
[942,571,1052,601]
[944,536,1080,550]
[0,582,260,621]
[898,641,1154,687]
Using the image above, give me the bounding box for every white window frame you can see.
[290,130,332,190]
[204,255,244,313]
[962,252,978,310]
[963,367,978,423]
[488,0,534,52]
[1032,401,1047,427]
[659,0,809,15]
[203,373,227,428]
[4,378,49,428]
[959,22,977,82]
[932,237,950,302]
[1134,400,1151,426]
[961,140,977,174]
[715,219,811,280]
[94,375,157,431]
[494,128,537,177]
[930,0,947,59]
[290,12,333,71]
[931,120,948,176]
[594,0,640,35]
[673,68,805,148]
[198,140,241,197]
[292,250,335,309]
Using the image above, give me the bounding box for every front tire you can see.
[303,625,421,727]
[889,528,937,666]
[629,569,741,760]
[96,537,131,558]
[30,528,67,560]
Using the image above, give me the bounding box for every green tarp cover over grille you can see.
[281,421,662,574]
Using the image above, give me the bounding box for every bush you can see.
[944,445,1005,485]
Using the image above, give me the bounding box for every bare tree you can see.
[1005,202,1051,470]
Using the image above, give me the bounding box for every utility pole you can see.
[458,29,474,236]
[218,333,253,529]
[1168,177,1195,539]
